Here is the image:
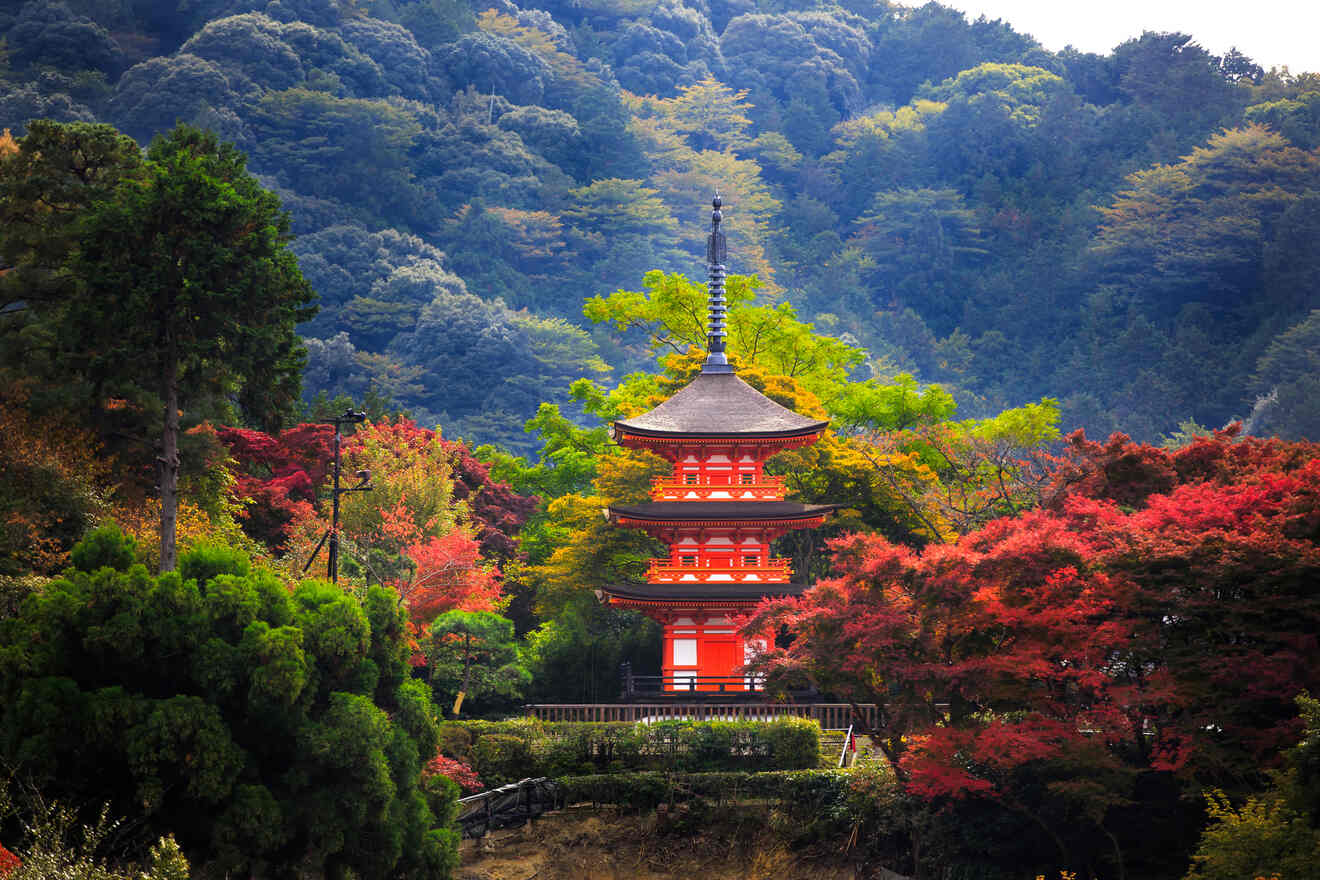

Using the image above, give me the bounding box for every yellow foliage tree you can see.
[476,10,603,90]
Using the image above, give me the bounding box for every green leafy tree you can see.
[584,270,863,404]
[423,610,529,715]
[0,120,141,326]
[849,187,988,334]
[1184,694,1320,880]
[5,2,124,78]
[718,12,867,140]
[66,124,315,571]
[1076,125,1320,437]
[0,525,459,878]
[1246,91,1320,149]
[178,13,388,98]
[110,53,254,146]
[1092,126,1320,313]
[625,86,782,282]
[1250,309,1320,440]
[1111,31,1246,143]
[867,3,1037,106]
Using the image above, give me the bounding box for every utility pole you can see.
[304,408,373,583]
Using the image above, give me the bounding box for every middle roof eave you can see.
[609,501,837,522]
[602,582,810,601]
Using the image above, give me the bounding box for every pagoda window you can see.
[684,473,698,485]
[680,554,697,567]
[673,639,697,666]
[743,554,759,566]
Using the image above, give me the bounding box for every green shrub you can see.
[471,734,532,786]
[0,533,458,879]
[69,523,137,573]
[436,723,473,760]
[531,725,593,777]
[1185,791,1320,880]
[423,773,461,826]
[763,717,820,769]
[177,539,250,584]
[559,771,677,811]
[442,718,822,775]
[558,769,866,815]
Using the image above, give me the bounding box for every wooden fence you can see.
[525,702,880,729]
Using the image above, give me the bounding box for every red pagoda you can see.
[600,196,834,692]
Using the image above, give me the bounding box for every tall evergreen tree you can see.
[68,124,315,571]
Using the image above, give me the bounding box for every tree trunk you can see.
[461,632,473,693]
[159,335,180,572]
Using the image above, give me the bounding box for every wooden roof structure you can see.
[613,371,827,439]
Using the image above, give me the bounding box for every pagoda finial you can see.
[703,192,733,374]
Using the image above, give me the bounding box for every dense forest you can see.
[4,0,1320,445]
[3,0,1320,878]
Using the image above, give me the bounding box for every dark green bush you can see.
[558,769,868,814]
[0,533,458,879]
[423,772,461,826]
[471,734,532,786]
[443,717,821,775]
[69,523,137,572]
[559,767,924,868]
[176,539,250,584]
[763,717,821,769]
[437,724,472,760]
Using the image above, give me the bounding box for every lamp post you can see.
[304,408,373,583]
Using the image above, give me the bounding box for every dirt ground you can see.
[457,804,874,880]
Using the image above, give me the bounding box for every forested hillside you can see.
[5,4,1320,878]
[3,0,1318,445]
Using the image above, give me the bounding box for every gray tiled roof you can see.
[610,501,835,522]
[603,582,809,601]
[614,371,827,438]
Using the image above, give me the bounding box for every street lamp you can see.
[303,408,373,583]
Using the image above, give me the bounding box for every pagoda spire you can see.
[703,193,733,374]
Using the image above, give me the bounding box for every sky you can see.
[945,0,1320,74]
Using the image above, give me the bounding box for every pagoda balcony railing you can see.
[650,475,785,501]
[645,557,792,583]
[626,673,765,694]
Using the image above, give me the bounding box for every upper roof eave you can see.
[613,370,828,438]
[613,423,826,440]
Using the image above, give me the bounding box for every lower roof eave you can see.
[597,583,808,604]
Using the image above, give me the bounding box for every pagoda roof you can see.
[602,582,809,602]
[614,371,827,439]
[609,501,835,524]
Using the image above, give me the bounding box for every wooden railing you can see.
[457,777,561,838]
[624,673,766,695]
[645,557,792,583]
[650,475,785,501]
[526,702,881,729]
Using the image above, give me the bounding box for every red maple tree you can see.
[215,420,536,568]
[748,428,1320,866]
[441,439,539,563]
[214,423,333,550]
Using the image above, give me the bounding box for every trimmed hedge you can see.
[558,769,858,812]
[471,734,531,787]
[440,718,820,780]
[557,766,914,863]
